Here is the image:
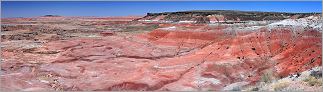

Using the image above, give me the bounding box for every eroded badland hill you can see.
[1,10,322,91]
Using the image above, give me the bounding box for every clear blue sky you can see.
[1,1,322,18]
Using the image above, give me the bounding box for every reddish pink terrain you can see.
[1,12,322,91]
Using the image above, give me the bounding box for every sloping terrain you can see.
[1,11,322,91]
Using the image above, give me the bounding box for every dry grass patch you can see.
[272,80,290,91]
[303,76,322,86]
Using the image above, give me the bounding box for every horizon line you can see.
[3,9,322,18]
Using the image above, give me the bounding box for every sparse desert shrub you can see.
[303,76,322,86]
[251,87,259,91]
[231,87,241,91]
[240,86,260,91]
[310,70,322,79]
[260,69,276,83]
[272,81,289,91]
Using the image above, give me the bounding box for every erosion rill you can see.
[1,10,322,91]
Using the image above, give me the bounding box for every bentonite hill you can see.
[1,10,322,91]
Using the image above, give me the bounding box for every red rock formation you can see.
[1,15,321,91]
[100,32,115,36]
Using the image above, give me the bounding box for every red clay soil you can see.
[1,24,321,91]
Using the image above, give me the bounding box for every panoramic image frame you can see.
[1,0,322,91]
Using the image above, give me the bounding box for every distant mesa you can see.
[136,10,321,23]
[42,15,62,17]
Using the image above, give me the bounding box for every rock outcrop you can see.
[137,10,320,24]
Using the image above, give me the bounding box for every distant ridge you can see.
[137,10,321,23]
[42,15,62,17]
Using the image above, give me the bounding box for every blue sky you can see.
[1,1,322,18]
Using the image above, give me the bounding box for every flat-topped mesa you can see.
[42,15,62,17]
[137,10,321,24]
